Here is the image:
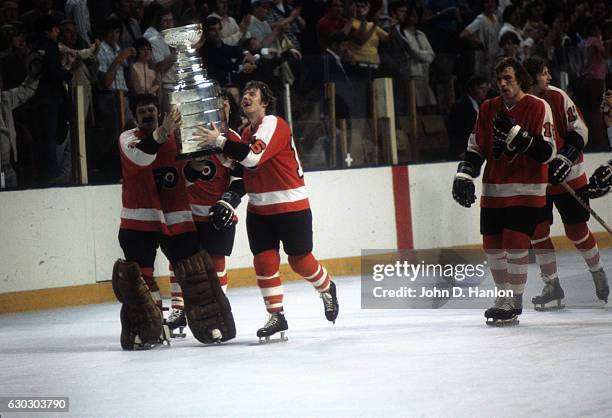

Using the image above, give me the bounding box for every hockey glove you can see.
[492,113,534,159]
[209,191,241,230]
[452,161,477,208]
[587,161,612,199]
[548,145,580,185]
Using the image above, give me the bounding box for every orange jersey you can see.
[467,94,556,208]
[119,128,195,235]
[239,115,309,215]
[186,129,243,222]
[543,85,588,195]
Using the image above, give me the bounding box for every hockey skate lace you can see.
[321,291,335,311]
[497,297,514,311]
[264,314,281,330]
[167,309,183,322]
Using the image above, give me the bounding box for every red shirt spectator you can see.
[316,0,351,51]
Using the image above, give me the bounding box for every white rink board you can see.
[1,154,612,294]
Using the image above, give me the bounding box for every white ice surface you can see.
[1,252,612,418]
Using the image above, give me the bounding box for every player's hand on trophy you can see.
[193,122,226,148]
[154,106,182,144]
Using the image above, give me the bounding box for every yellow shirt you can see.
[350,19,389,65]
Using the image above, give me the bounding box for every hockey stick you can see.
[561,182,612,237]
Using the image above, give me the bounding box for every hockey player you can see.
[165,90,246,336]
[523,57,609,310]
[193,80,339,342]
[113,93,236,349]
[452,57,556,326]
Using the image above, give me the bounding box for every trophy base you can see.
[176,147,222,160]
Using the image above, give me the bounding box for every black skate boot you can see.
[485,295,520,327]
[257,312,288,344]
[532,276,565,311]
[165,308,187,338]
[591,268,609,303]
[321,281,339,323]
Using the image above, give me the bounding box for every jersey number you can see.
[543,122,553,138]
[250,139,266,154]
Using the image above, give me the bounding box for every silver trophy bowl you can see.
[162,23,227,159]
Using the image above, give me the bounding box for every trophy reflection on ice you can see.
[161,23,226,159]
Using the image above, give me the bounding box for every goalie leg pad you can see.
[174,251,236,344]
[112,260,164,350]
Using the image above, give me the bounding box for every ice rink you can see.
[2,251,612,418]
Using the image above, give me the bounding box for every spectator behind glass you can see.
[498,4,525,56]
[58,19,99,119]
[267,0,305,52]
[0,24,28,89]
[64,0,92,45]
[421,0,469,113]
[19,0,65,34]
[447,74,489,160]
[390,4,436,110]
[110,0,142,49]
[32,14,73,183]
[208,0,252,46]
[579,22,609,151]
[130,37,159,95]
[1,0,19,26]
[0,64,39,188]
[497,31,520,61]
[143,5,176,112]
[247,0,280,48]
[348,0,389,69]
[460,0,501,81]
[522,0,548,43]
[316,0,352,51]
[200,16,256,86]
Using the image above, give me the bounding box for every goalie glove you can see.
[209,191,241,230]
[587,161,612,199]
[548,145,580,185]
[492,113,534,159]
[452,161,477,208]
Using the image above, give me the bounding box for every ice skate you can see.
[591,268,609,303]
[257,312,288,344]
[165,308,187,338]
[112,260,170,350]
[485,294,522,327]
[532,276,565,311]
[321,281,339,323]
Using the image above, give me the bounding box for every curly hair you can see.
[243,80,277,115]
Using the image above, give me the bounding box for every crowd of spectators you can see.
[0,0,611,189]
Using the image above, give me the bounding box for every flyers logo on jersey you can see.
[250,139,266,155]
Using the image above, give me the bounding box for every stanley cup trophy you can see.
[162,23,227,159]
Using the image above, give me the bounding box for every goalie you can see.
[112,93,235,350]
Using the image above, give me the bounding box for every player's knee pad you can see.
[563,222,590,243]
[502,229,530,250]
[531,221,551,242]
[288,253,318,277]
[483,234,503,251]
[254,250,281,277]
[174,251,236,343]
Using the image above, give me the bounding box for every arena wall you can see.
[1,153,611,310]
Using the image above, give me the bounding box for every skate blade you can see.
[258,331,288,344]
[533,300,565,311]
[486,318,519,327]
[132,328,172,350]
[170,326,187,338]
